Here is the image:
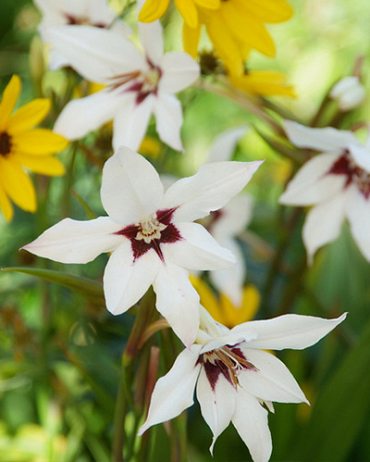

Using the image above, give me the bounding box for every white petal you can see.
[54,88,125,141]
[153,93,183,151]
[196,369,236,454]
[279,153,346,206]
[153,262,200,347]
[87,0,117,24]
[209,238,245,307]
[239,349,308,404]
[22,217,123,263]
[159,52,200,94]
[348,143,370,173]
[283,120,359,153]
[330,76,365,111]
[43,26,145,83]
[211,194,253,239]
[138,346,202,435]
[164,222,236,271]
[164,160,263,222]
[207,126,249,163]
[346,187,370,261]
[231,313,347,351]
[232,389,272,462]
[112,94,154,151]
[138,21,164,65]
[101,146,164,224]
[303,194,346,263]
[103,242,161,315]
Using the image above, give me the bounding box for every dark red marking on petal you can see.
[156,208,177,225]
[328,151,370,198]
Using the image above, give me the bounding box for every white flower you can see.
[34,0,130,69]
[330,76,366,111]
[279,120,370,263]
[138,307,346,462]
[206,126,254,306]
[22,147,262,346]
[42,17,199,151]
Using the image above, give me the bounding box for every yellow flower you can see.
[191,276,260,328]
[183,0,294,76]
[0,75,67,221]
[139,0,220,28]
[230,70,296,97]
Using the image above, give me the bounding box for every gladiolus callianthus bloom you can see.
[45,20,199,151]
[139,307,346,462]
[0,75,67,221]
[280,121,370,263]
[22,147,262,346]
[34,0,130,69]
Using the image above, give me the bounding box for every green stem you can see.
[112,290,156,462]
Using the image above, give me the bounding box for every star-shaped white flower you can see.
[139,307,346,462]
[22,147,262,346]
[205,126,253,306]
[34,0,130,69]
[42,16,199,151]
[279,120,370,263]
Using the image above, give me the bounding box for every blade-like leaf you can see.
[2,267,104,302]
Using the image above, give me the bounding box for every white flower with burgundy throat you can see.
[280,120,370,263]
[139,307,346,462]
[22,147,262,347]
[43,8,199,151]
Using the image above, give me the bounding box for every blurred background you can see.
[1,1,370,461]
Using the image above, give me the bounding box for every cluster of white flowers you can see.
[23,1,356,461]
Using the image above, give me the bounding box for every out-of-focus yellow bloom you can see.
[0,75,67,221]
[191,276,260,328]
[139,137,162,158]
[184,0,293,76]
[230,70,296,97]
[139,0,220,28]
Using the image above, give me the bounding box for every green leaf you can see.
[2,267,104,303]
[292,317,370,462]
[71,190,97,219]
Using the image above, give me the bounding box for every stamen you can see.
[136,215,167,244]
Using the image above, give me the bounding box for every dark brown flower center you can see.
[328,150,370,199]
[0,131,12,156]
[64,14,107,28]
[115,207,181,262]
[199,344,257,390]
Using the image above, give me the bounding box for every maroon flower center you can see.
[0,131,12,156]
[64,14,107,28]
[115,207,181,262]
[328,150,370,199]
[109,59,162,105]
[198,344,257,391]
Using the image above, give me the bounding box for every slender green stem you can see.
[112,290,156,462]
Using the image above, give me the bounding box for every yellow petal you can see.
[0,183,14,221]
[175,0,198,28]
[205,14,244,76]
[230,71,296,97]
[190,276,223,322]
[138,0,170,22]
[220,1,276,57]
[14,154,66,176]
[8,99,51,134]
[183,22,202,58]
[241,0,294,24]
[194,0,220,9]
[139,137,162,158]
[0,157,36,212]
[13,129,69,155]
[0,75,21,131]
